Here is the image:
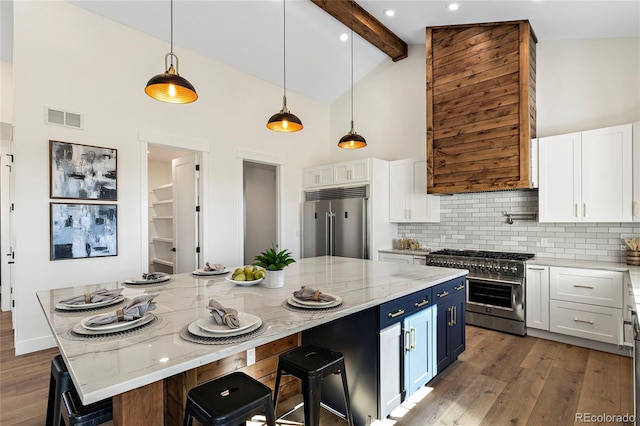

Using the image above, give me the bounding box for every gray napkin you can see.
[207,299,240,328]
[84,294,158,326]
[142,272,167,280]
[60,288,124,305]
[204,262,224,271]
[293,286,336,302]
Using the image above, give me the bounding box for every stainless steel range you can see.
[426,249,535,336]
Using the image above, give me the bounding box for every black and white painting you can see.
[50,140,117,200]
[50,203,117,260]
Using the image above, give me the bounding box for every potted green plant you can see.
[253,245,296,288]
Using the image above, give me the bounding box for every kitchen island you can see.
[36,256,466,425]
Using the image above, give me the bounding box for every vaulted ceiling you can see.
[3,1,639,104]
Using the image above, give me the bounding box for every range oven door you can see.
[466,276,524,322]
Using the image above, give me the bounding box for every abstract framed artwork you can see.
[50,203,118,260]
[50,140,117,200]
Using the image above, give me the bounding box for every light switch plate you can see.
[247,348,256,366]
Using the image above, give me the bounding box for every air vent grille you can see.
[305,186,368,201]
[45,107,83,129]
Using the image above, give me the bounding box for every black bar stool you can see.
[183,371,276,426]
[273,344,355,426]
[60,388,113,426]
[46,355,73,426]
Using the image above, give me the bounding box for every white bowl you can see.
[224,276,264,287]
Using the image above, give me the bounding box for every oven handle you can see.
[468,276,523,286]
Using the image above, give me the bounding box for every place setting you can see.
[66,294,160,340]
[192,262,230,277]
[55,288,126,313]
[180,298,266,345]
[282,286,343,312]
[122,272,172,287]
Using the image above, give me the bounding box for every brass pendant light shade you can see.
[339,0,366,149]
[267,96,303,132]
[145,0,197,104]
[338,121,367,149]
[145,54,198,104]
[267,0,303,132]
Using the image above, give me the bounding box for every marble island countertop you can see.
[36,256,466,406]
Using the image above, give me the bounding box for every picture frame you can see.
[50,140,117,200]
[50,202,118,260]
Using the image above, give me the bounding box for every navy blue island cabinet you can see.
[302,275,466,425]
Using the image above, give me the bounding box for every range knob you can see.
[510,266,518,274]
[502,265,509,273]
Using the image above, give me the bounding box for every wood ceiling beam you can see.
[310,0,408,62]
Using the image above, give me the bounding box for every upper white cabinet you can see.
[333,159,369,185]
[538,123,633,222]
[389,158,440,223]
[303,165,333,188]
[303,159,369,188]
[633,122,640,221]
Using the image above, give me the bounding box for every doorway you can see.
[148,145,201,274]
[243,161,277,265]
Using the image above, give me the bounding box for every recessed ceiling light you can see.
[383,9,395,17]
[340,33,349,42]
[448,3,459,11]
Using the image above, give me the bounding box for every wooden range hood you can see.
[426,21,537,194]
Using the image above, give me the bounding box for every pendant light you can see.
[267,0,303,132]
[338,0,367,149]
[145,0,198,104]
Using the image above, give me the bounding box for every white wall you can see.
[11,1,330,354]
[1,61,13,124]
[330,38,640,158]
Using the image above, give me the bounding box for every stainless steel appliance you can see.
[302,186,368,259]
[426,249,535,336]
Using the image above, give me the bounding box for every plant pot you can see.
[264,269,285,289]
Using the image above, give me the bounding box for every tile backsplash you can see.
[397,190,640,263]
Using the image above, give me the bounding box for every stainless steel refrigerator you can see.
[302,187,368,259]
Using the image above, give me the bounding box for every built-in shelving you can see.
[151,258,173,267]
[149,181,174,273]
[152,237,173,243]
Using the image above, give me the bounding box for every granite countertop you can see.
[36,256,466,405]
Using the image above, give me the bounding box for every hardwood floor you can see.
[0,307,633,425]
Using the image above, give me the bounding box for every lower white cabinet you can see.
[525,265,549,330]
[549,267,623,308]
[379,251,427,265]
[549,300,622,345]
[379,323,402,419]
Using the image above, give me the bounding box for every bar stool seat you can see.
[273,344,355,426]
[60,388,112,426]
[183,371,276,426]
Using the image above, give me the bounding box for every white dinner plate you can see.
[56,295,125,311]
[224,276,264,287]
[192,268,229,276]
[72,313,156,336]
[292,294,342,306]
[124,274,171,284]
[287,297,342,309]
[196,312,262,334]
[80,314,149,332]
[187,319,262,338]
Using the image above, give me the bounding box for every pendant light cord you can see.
[283,0,287,98]
[170,0,174,65]
[350,0,354,128]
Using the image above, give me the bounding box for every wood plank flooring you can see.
[0,306,634,425]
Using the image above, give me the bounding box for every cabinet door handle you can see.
[633,201,638,217]
[408,209,412,219]
[454,284,465,291]
[437,291,449,298]
[405,330,411,353]
[574,318,594,324]
[447,306,453,326]
[573,284,594,289]
[574,204,578,217]
[583,203,586,217]
[410,327,416,350]
[415,299,429,308]
[452,306,457,326]
[388,309,405,318]
[527,266,546,271]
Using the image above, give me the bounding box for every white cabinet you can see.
[539,123,633,222]
[633,122,640,221]
[525,265,549,331]
[333,159,369,185]
[303,165,333,188]
[548,266,623,345]
[379,323,402,419]
[389,158,440,223]
[303,159,369,188]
